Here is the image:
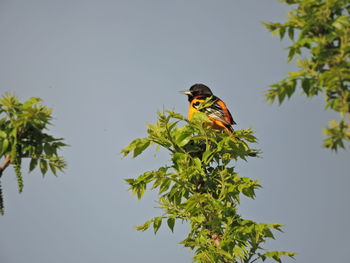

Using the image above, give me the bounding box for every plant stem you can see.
[0,155,11,178]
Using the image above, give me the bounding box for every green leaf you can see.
[29,158,38,172]
[301,78,311,95]
[332,15,349,31]
[159,179,171,194]
[190,111,210,124]
[173,126,193,147]
[135,183,146,200]
[279,26,286,40]
[153,217,162,234]
[167,218,175,232]
[172,152,188,172]
[49,162,57,176]
[202,149,215,164]
[22,97,41,108]
[135,220,151,232]
[16,170,24,193]
[287,27,294,40]
[121,138,150,158]
[233,245,245,259]
[193,157,202,170]
[0,180,4,215]
[261,251,296,263]
[287,47,295,62]
[133,139,150,158]
[278,89,286,104]
[270,223,284,232]
[40,159,48,176]
[124,178,135,185]
[285,80,296,98]
[44,143,53,155]
[0,130,6,138]
[0,138,9,155]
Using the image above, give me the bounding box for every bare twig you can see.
[0,155,11,178]
[210,232,222,247]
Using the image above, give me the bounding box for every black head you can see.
[180,84,213,101]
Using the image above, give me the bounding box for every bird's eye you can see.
[193,102,200,107]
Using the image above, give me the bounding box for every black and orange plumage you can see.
[181,84,236,134]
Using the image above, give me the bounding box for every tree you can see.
[0,93,67,215]
[263,0,350,151]
[122,109,295,263]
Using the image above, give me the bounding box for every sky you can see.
[0,1,349,263]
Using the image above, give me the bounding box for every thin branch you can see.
[250,257,259,263]
[244,243,259,263]
[210,232,222,247]
[0,155,11,178]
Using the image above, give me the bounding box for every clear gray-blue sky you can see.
[1,1,349,262]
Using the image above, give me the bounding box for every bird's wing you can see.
[202,98,236,126]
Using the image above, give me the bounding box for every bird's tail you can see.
[225,125,234,134]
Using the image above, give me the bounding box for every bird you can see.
[180,84,236,134]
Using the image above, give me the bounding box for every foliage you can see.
[122,110,295,263]
[0,93,67,215]
[263,0,350,151]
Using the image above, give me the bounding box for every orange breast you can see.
[188,104,199,120]
[188,98,203,120]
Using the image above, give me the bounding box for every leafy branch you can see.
[122,110,295,263]
[0,93,67,215]
[263,0,350,151]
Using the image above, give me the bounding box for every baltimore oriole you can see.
[180,84,236,134]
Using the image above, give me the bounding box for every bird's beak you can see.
[179,90,192,95]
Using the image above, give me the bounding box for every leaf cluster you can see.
[0,93,67,214]
[263,0,350,151]
[122,110,295,263]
